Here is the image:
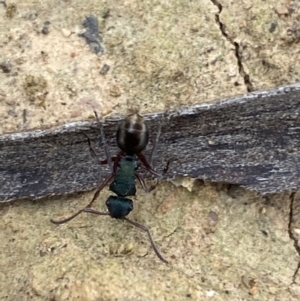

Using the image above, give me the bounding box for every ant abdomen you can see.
[117,113,149,155]
[106,196,133,219]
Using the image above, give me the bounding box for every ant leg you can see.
[83,133,103,165]
[84,133,118,166]
[136,173,157,193]
[137,153,162,177]
[50,174,114,224]
[135,116,169,177]
[149,122,162,166]
[162,159,170,174]
[136,120,165,177]
[140,158,170,175]
[83,207,110,216]
[124,217,168,264]
[93,111,113,170]
[81,209,168,263]
[136,158,170,193]
[84,112,115,168]
[98,156,118,165]
[146,120,170,175]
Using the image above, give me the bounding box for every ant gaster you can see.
[51,112,169,263]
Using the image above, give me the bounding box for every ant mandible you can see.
[51,112,169,263]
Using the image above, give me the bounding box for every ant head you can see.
[106,196,133,218]
[117,114,149,155]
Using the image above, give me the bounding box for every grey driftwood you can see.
[1,83,300,202]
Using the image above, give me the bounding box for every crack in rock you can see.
[288,192,300,284]
[210,0,254,92]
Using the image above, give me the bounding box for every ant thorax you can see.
[116,113,149,155]
[109,155,138,197]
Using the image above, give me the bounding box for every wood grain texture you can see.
[1,83,300,202]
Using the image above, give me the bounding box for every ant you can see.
[51,112,169,263]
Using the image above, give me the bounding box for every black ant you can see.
[51,112,169,263]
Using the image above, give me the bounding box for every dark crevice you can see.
[288,192,300,284]
[210,0,254,92]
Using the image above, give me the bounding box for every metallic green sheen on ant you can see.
[51,112,169,263]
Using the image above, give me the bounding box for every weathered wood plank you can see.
[1,83,300,202]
